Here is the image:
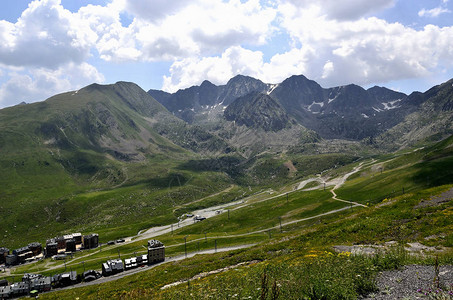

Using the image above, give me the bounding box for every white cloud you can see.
[161,1,453,91]
[283,0,395,20]
[162,46,265,92]
[162,45,318,91]
[275,1,453,87]
[0,0,97,69]
[85,0,277,62]
[0,63,104,108]
[123,0,197,23]
[418,6,451,17]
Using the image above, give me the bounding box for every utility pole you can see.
[171,224,173,234]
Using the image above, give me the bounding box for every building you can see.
[55,236,66,251]
[82,270,101,282]
[102,259,124,276]
[13,246,33,264]
[83,234,99,249]
[147,240,165,264]
[27,242,42,256]
[0,248,9,264]
[22,273,42,282]
[52,271,77,288]
[5,254,17,266]
[124,257,137,270]
[125,254,149,270]
[30,277,52,292]
[0,285,11,299]
[137,254,148,266]
[10,282,29,297]
[63,234,73,242]
[45,241,58,257]
[65,239,76,252]
[72,233,82,245]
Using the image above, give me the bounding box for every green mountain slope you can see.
[0,82,235,248]
[375,79,453,149]
[37,134,453,300]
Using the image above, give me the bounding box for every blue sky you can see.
[0,0,452,108]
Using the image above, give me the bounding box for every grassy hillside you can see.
[39,177,453,299]
[2,135,450,299]
[336,135,453,204]
[0,82,236,248]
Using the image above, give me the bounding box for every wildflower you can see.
[305,254,318,258]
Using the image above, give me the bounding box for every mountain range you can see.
[150,74,453,149]
[2,74,452,167]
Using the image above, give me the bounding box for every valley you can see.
[0,74,452,299]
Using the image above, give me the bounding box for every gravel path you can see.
[363,265,453,299]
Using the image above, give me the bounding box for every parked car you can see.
[193,215,206,221]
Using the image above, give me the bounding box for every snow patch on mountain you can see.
[381,99,402,110]
[306,101,324,113]
[267,84,279,95]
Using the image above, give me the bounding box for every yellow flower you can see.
[304,254,318,258]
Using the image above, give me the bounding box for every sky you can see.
[0,0,453,108]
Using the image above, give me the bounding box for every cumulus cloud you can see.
[161,0,453,91]
[84,0,276,62]
[77,2,141,62]
[0,0,97,69]
[0,63,104,108]
[284,0,395,20]
[162,46,264,92]
[273,2,453,87]
[123,0,197,23]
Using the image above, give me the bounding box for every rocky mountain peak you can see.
[224,92,292,132]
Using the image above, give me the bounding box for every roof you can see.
[0,286,11,294]
[13,246,30,254]
[148,239,164,248]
